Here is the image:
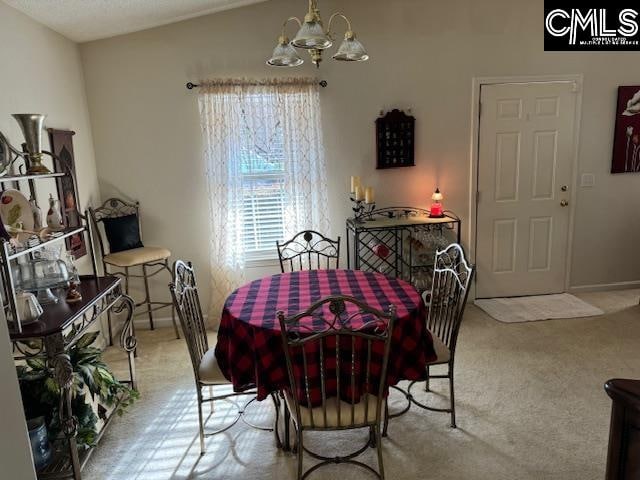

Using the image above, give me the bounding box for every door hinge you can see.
[476,190,480,203]
[478,102,482,117]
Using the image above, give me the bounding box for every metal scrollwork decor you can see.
[277,230,341,272]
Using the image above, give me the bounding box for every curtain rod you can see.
[186,80,328,90]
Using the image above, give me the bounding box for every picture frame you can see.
[47,128,87,258]
[612,86,640,174]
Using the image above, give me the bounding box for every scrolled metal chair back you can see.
[277,230,340,273]
[88,197,141,257]
[426,243,475,355]
[169,260,208,381]
[278,295,395,430]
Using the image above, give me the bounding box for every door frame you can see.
[468,74,584,295]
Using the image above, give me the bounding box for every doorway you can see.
[474,80,580,298]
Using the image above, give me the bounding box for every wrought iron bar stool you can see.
[277,230,340,272]
[89,198,180,343]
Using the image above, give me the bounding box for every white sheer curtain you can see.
[198,78,329,327]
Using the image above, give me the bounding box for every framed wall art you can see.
[47,128,87,258]
[612,86,640,174]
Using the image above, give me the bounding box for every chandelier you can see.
[267,0,369,68]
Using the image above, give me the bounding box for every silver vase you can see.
[12,113,51,174]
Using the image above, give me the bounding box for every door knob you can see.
[561,185,568,192]
[560,200,569,207]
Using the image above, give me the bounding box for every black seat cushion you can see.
[103,214,144,253]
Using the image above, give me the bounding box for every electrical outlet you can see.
[580,173,595,187]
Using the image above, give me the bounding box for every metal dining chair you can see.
[278,295,396,480]
[89,197,180,342]
[169,260,273,454]
[276,230,340,272]
[405,243,475,428]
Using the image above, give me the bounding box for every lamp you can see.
[430,188,444,218]
[268,0,369,68]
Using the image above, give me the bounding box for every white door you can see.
[476,82,577,298]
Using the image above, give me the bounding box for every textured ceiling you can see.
[3,0,269,42]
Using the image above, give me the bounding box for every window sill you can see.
[245,257,280,268]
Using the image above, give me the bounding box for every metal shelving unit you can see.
[346,207,461,292]
[1,166,137,479]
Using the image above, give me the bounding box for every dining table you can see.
[214,269,436,404]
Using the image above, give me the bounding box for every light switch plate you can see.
[580,173,595,187]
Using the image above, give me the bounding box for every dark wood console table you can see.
[605,379,640,480]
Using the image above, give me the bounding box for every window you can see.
[199,79,329,316]
[239,130,287,258]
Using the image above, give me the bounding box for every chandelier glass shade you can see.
[292,20,332,49]
[333,33,369,62]
[267,1,368,68]
[267,36,304,67]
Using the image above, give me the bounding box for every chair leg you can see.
[449,365,456,428]
[124,266,130,295]
[284,397,291,451]
[271,393,282,449]
[171,303,180,339]
[296,429,303,480]
[197,391,205,455]
[142,264,154,330]
[167,260,180,339]
[425,365,430,392]
[209,386,214,413]
[382,401,389,437]
[375,424,385,480]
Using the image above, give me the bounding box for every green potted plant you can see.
[17,331,139,449]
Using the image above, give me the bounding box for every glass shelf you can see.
[4,226,86,261]
[0,172,65,183]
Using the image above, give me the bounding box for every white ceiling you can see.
[3,0,269,42]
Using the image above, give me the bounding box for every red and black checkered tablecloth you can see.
[215,269,435,404]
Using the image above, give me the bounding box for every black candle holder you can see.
[350,196,376,222]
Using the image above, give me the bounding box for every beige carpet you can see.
[86,291,640,480]
[474,293,604,323]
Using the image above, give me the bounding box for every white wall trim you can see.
[569,280,640,293]
[469,74,584,294]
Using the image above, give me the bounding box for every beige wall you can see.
[0,3,100,273]
[80,0,640,313]
[0,2,101,477]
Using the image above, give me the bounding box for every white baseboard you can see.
[568,280,640,293]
